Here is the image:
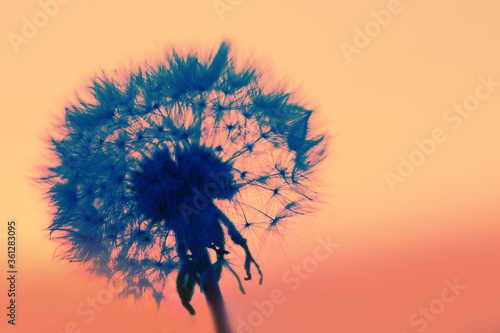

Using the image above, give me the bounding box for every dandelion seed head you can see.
[40,41,328,311]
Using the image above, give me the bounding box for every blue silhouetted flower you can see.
[40,41,327,331]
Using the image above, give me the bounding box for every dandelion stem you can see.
[192,244,233,333]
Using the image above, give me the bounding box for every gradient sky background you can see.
[1,1,500,332]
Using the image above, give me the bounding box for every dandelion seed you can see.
[39,41,327,333]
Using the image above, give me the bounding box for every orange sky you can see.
[1,1,500,332]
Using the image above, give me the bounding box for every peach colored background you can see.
[1,0,500,332]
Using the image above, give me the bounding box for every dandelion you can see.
[40,41,327,333]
